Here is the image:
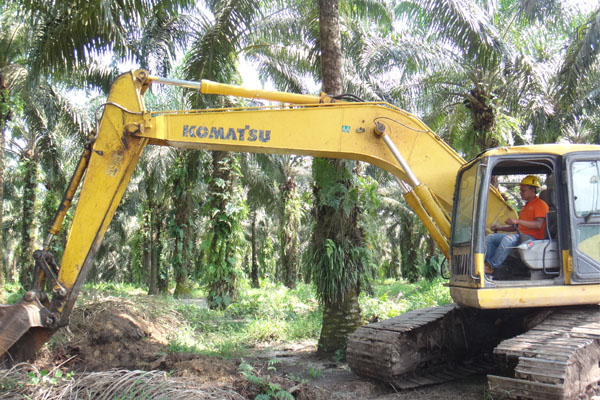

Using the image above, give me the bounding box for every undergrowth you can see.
[169,281,322,358]
[1,277,451,360]
[359,277,452,321]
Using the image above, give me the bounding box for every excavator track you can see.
[347,304,509,387]
[347,304,462,382]
[347,304,599,398]
[489,306,600,400]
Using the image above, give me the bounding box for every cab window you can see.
[452,162,481,245]
[572,160,600,264]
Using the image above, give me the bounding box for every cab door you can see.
[565,153,600,283]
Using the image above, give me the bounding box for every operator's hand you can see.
[490,223,499,232]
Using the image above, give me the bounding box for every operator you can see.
[484,175,549,274]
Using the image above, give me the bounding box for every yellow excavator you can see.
[0,70,598,399]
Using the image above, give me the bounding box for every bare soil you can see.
[32,297,489,399]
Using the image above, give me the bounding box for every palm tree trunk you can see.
[319,0,343,94]
[0,73,11,289]
[400,215,419,283]
[390,243,400,279]
[172,178,191,298]
[280,177,299,289]
[145,207,157,295]
[319,289,362,355]
[154,206,167,294]
[314,0,363,357]
[0,75,9,288]
[205,150,240,309]
[170,151,203,297]
[18,157,37,287]
[250,210,259,288]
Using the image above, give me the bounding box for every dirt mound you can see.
[33,297,326,399]
[43,297,173,371]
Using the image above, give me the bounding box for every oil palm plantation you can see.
[0,0,193,288]
[242,153,308,288]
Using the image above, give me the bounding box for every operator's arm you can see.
[490,216,545,233]
[490,223,517,233]
[505,217,545,230]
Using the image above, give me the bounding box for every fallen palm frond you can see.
[0,363,244,400]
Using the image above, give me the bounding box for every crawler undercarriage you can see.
[347,304,600,399]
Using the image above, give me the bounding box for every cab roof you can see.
[481,143,600,158]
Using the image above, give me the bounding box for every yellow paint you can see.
[57,71,149,295]
[142,102,513,224]
[414,184,451,238]
[563,250,572,284]
[483,144,600,157]
[474,252,485,285]
[451,285,600,309]
[404,190,449,258]
[200,79,322,104]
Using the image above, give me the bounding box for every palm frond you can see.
[21,0,193,80]
[556,8,600,109]
[184,0,264,86]
[341,0,395,33]
[397,0,510,66]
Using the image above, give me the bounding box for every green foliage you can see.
[167,282,321,358]
[309,238,374,305]
[307,158,376,305]
[79,282,147,301]
[311,158,359,215]
[27,368,74,386]
[420,254,445,281]
[359,278,452,322]
[239,361,294,400]
[2,282,25,304]
[0,376,20,392]
[202,153,248,309]
[307,364,322,379]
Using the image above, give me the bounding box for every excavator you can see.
[0,70,598,399]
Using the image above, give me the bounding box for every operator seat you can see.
[517,188,560,276]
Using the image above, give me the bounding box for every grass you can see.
[359,277,452,321]
[169,281,322,358]
[1,277,452,360]
[145,277,451,359]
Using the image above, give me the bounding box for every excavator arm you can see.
[0,70,514,362]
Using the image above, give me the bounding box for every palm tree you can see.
[528,6,600,143]
[4,79,86,286]
[239,154,277,288]
[306,0,363,357]
[0,3,29,285]
[242,153,307,288]
[135,146,173,294]
[181,0,268,308]
[389,0,600,156]
[242,0,394,356]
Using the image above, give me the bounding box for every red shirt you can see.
[518,196,549,240]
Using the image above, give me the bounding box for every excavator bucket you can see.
[0,298,54,364]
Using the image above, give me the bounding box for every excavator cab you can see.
[483,157,560,280]
[449,148,600,309]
